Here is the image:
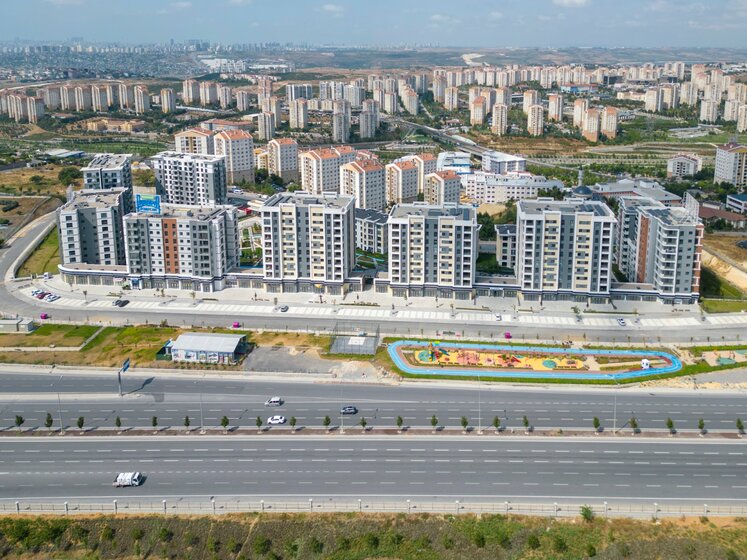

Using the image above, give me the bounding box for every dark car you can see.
[117,300,130,307]
[340,406,358,415]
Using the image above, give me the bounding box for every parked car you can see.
[113,472,143,487]
[39,313,49,320]
[112,299,122,306]
[45,294,60,302]
[617,318,626,327]
[35,292,48,300]
[31,289,43,297]
[504,332,512,340]
[340,405,358,415]
[278,305,289,312]
[232,321,241,328]
[116,300,130,308]
[495,314,502,321]
[267,415,286,425]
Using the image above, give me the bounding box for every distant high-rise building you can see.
[385,160,419,205]
[699,99,719,123]
[151,151,227,206]
[645,88,663,112]
[523,90,540,114]
[74,85,92,112]
[91,85,108,112]
[286,83,313,102]
[214,129,255,184]
[218,85,233,109]
[445,87,459,111]
[424,170,461,205]
[573,98,589,128]
[527,104,544,136]
[491,103,508,136]
[118,83,134,110]
[601,107,619,139]
[236,90,251,112]
[160,88,176,113]
[299,146,357,194]
[133,85,150,114]
[432,75,447,103]
[258,112,276,141]
[495,87,511,107]
[547,93,564,122]
[340,159,386,211]
[199,81,218,106]
[289,98,308,130]
[267,138,299,182]
[175,128,215,155]
[715,143,747,187]
[738,104,747,134]
[332,99,351,143]
[470,96,487,125]
[81,153,133,191]
[182,79,199,104]
[582,108,600,142]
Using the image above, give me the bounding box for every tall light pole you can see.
[607,374,618,435]
[53,372,64,433]
[477,371,482,434]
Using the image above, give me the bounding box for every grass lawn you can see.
[701,299,747,313]
[0,324,98,348]
[17,227,60,277]
[1,512,746,560]
[700,265,745,300]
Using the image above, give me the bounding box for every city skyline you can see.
[3,0,747,48]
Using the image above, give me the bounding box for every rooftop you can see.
[355,208,388,224]
[495,224,517,235]
[643,206,701,227]
[263,191,354,210]
[62,188,126,211]
[170,333,245,354]
[81,153,132,171]
[151,151,225,163]
[126,204,233,221]
[215,129,253,140]
[389,202,475,221]
[518,198,615,218]
[718,143,747,153]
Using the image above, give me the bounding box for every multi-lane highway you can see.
[1,370,745,433]
[1,437,746,506]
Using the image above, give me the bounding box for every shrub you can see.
[100,525,115,541]
[619,542,631,557]
[586,543,597,557]
[158,528,173,542]
[363,533,380,549]
[185,532,199,546]
[207,535,219,553]
[253,536,272,555]
[336,537,350,551]
[131,527,144,541]
[472,532,486,548]
[581,504,595,522]
[526,533,541,550]
[552,534,568,553]
[308,536,324,553]
[442,535,454,549]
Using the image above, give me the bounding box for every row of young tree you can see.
[12,413,746,435]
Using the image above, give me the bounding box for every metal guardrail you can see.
[2,499,745,519]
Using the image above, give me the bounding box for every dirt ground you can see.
[477,203,507,217]
[703,233,747,268]
[0,196,60,237]
[0,164,73,196]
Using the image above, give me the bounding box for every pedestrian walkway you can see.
[707,314,747,325]
[639,317,701,327]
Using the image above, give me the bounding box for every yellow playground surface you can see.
[413,344,586,372]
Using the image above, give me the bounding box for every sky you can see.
[4,0,747,48]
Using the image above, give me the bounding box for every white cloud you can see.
[488,10,503,20]
[321,3,344,13]
[430,13,461,26]
[228,0,252,4]
[43,0,84,5]
[171,1,192,8]
[552,0,590,6]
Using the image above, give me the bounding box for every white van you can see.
[113,472,143,487]
[264,396,283,407]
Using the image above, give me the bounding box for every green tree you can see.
[290,416,297,431]
[461,416,469,432]
[151,416,158,429]
[44,412,53,431]
[323,415,331,431]
[430,414,438,432]
[133,169,156,188]
[522,415,530,431]
[737,418,745,435]
[184,415,190,430]
[580,505,595,522]
[14,415,24,432]
[256,416,263,432]
[396,415,404,431]
[77,416,84,430]
[360,416,368,430]
[666,417,675,434]
[630,416,639,433]
[593,416,601,433]
[115,416,122,430]
[698,417,705,435]
[220,416,229,432]
[58,166,82,185]
[492,415,501,432]
[29,175,44,185]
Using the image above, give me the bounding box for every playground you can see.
[388,340,683,382]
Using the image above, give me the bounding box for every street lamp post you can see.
[607,374,618,435]
[54,373,64,433]
[477,371,482,434]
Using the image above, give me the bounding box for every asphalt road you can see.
[1,370,744,433]
[1,436,745,505]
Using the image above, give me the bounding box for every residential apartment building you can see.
[616,196,703,303]
[547,93,564,122]
[355,208,388,255]
[57,188,129,267]
[160,88,176,113]
[218,86,232,109]
[133,85,150,114]
[260,192,357,295]
[385,160,419,205]
[199,81,218,106]
[600,107,619,139]
[573,98,588,128]
[257,112,276,141]
[81,153,133,191]
[424,170,461,205]
[645,88,662,112]
[383,203,480,298]
[175,128,215,155]
[151,151,227,206]
[700,100,719,123]
[495,224,517,269]
[340,159,386,211]
[236,91,251,112]
[299,146,356,194]
[582,108,600,142]
[491,103,508,135]
[527,104,544,136]
[332,99,351,143]
[445,87,459,111]
[267,138,299,182]
[124,204,239,292]
[182,79,200,104]
[470,96,487,125]
[289,98,308,129]
[481,151,527,174]
[726,193,747,214]
[516,199,616,301]
[523,90,540,114]
[214,129,255,184]
[412,153,437,193]
[462,171,563,204]
[667,153,703,179]
[715,143,747,186]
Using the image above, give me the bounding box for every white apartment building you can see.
[214,129,255,184]
[400,87,419,115]
[667,153,703,179]
[601,107,619,139]
[573,98,588,128]
[299,146,356,194]
[340,159,386,211]
[133,85,150,114]
[527,104,544,136]
[91,85,108,112]
[118,84,134,110]
[359,109,377,139]
[354,208,388,255]
[462,171,563,204]
[182,79,199,104]
[160,88,176,113]
[548,93,564,122]
[332,99,351,143]
[199,81,218,106]
[267,138,299,182]
[261,96,281,124]
[445,87,459,111]
[289,98,308,130]
[495,87,511,106]
[424,170,461,205]
[257,112,276,141]
[700,100,719,123]
[151,151,227,206]
[432,75,446,103]
[124,204,239,292]
[218,86,233,109]
[385,160,419,205]
[470,96,487,125]
[738,104,747,134]
[175,128,215,155]
[714,143,747,187]
[516,198,616,301]
[383,92,398,114]
[645,88,663,112]
[491,103,508,135]
[383,203,480,298]
[617,196,703,303]
[236,91,251,112]
[582,108,600,142]
[481,151,527,174]
[74,85,92,112]
[523,90,540,114]
[260,192,356,295]
[286,83,313,102]
[81,153,133,191]
[57,188,129,267]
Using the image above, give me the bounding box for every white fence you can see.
[3,498,746,519]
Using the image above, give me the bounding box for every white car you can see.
[44,293,58,302]
[31,289,43,297]
[617,318,626,327]
[265,396,284,407]
[495,314,502,321]
[267,415,286,425]
[113,472,143,487]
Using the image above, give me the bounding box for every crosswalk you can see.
[706,314,747,326]
[638,317,701,327]
[519,315,575,325]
